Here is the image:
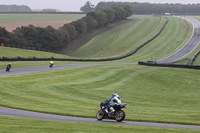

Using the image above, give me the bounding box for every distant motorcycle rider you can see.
[6,63,11,72]
[104,92,121,115]
[49,61,54,68]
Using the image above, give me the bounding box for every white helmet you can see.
[112,92,118,96]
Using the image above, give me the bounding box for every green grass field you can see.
[70,16,163,58]
[0,47,70,58]
[1,116,199,133]
[1,65,200,125]
[0,14,85,22]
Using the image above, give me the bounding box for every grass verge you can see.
[0,116,200,133]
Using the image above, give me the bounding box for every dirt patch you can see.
[0,20,73,31]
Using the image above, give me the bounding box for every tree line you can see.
[0,4,133,53]
[0,5,32,12]
[94,2,200,15]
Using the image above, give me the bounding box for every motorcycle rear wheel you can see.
[115,110,125,122]
[96,109,104,121]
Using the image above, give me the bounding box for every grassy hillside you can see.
[0,64,200,125]
[118,16,193,63]
[0,47,69,58]
[69,16,163,58]
[0,14,85,22]
[68,16,193,64]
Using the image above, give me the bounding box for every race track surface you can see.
[0,107,200,129]
[158,17,200,63]
[0,63,135,76]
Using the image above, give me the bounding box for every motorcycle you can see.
[49,63,53,68]
[6,66,10,72]
[96,102,127,122]
[6,64,11,72]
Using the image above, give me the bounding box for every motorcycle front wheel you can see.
[96,109,104,121]
[115,110,125,122]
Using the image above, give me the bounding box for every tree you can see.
[0,27,12,46]
[111,6,126,21]
[60,24,78,41]
[72,18,87,36]
[95,11,107,28]
[86,11,96,19]
[13,25,62,52]
[13,25,36,49]
[102,7,116,24]
[83,15,97,32]
[120,4,133,17]
[80,1,95,13]
[0,5,32,12]
[95,2,107,11]
[37,26,61,52]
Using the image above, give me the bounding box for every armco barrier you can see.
[138,61,200,69]
[189,49,200,66]
[0,17,168,62]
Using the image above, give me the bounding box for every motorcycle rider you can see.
[104,92,121,116]
[6,63,11,72]
[49,61,54,67]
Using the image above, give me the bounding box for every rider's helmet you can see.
[112,92,118,96]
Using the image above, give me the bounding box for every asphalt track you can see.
[0,63,136,76]
[158,17,200,63]
[1,107,200,129]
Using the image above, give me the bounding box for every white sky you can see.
[0,0,199,11]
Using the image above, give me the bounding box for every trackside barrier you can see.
[138,61,200,69]
[0,17,169,62]
[189,49,200,66]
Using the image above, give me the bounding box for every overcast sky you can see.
[0,0,200,11]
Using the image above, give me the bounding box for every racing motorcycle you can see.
[6,64,11,72]
[49,63,53,68]
[96,102,127,122]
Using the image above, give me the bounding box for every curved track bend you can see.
[158,17,200,63]
[0,63,200,129]
[0,107,200,129]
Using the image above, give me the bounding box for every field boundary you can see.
[0,12,84,14]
